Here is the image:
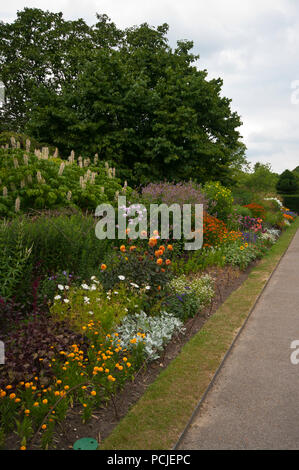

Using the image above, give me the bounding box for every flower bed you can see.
[0,180,297,449]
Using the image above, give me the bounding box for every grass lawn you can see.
[100,218,299,450]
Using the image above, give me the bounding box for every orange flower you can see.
[165,259,171,265]
[156,258,163,265]
[130,245,136,251]
[167,244,173,251]
[101,264,107,270]
[149,238,157,248]
[120,245,126,252]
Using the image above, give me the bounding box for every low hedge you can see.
[281,194,299,213]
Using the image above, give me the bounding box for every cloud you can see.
[2,0,299,173]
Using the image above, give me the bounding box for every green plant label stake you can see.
[73,437,98,450]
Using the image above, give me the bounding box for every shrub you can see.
[140,181,208,208]
[203,181,234,222]
[2,213,112,295]
[0,145,128,216]
[50,276,144,333]
[233,204,252,218]
[115,311,184,361]
[277,170,298,194]
[221,241,259,270]
[282,195,299,213]
[0,220,32,299]
[243,203,265,219]
[165,274,214,320]
[99,239,173,293]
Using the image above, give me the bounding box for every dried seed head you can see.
[3,187,8,197]
[25,139,31,152]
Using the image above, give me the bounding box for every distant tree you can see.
[276,169,298,194]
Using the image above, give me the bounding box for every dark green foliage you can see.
[277,170,298,194]
[1,8,245,186]
[282,194,299,213]
[2,213,113,302]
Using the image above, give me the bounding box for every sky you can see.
[2,0,299,173]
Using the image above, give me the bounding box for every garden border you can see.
[100,219,299,450]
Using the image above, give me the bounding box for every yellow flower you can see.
[20,446,26,450]
[33,402,39,407]
[42,399,48,405]
[9,393,16,400]
[42,424,47,430]
[91,390,96,396]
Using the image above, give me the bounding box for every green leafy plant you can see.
[0,221,32,299]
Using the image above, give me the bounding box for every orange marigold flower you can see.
[165,259,171,265]
[120,245,126,252]
[149,237,157,247]
[156,258,163,265]
[101,264,107,270]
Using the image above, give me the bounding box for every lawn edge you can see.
[100,220,299,450]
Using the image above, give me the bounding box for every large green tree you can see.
[1,8,245,185]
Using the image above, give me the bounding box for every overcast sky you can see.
[2,0,299,173]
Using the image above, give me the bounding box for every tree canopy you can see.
[0,8,246,185]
